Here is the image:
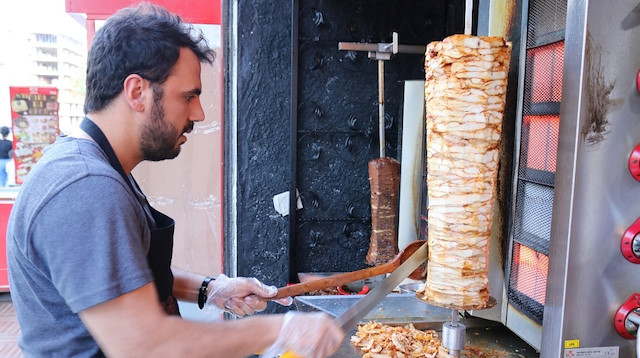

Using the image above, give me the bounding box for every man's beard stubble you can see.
[139,85,185,161]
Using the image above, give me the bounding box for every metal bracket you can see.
[338,32,425,158]
[338,32,425,60]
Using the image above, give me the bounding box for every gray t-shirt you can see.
[7,136,154,357]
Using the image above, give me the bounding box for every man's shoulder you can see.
[15,138,131,210]
[29,137,121,185]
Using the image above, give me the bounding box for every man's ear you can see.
[123,74,148,112]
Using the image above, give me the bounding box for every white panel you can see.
[398,80,425,250]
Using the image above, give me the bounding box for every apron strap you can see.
[79,117,178,315]
[80,117,155,224]
[80,117,131,189]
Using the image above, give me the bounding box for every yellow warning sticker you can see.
[564,340,580,348]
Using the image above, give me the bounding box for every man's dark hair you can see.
[0,127,9,138]
[84,2,215,113]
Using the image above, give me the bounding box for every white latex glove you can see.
[260,311,345,358]
[206,274,293,316]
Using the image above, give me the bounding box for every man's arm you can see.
[171,267,206,302]
[171,267,292,316]
[79,283,282,358]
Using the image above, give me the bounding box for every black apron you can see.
[80,117,180,316]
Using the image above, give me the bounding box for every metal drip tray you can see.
[294,294,540,358]
[295,293,451,328]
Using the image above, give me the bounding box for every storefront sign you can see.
[8,86,59,184]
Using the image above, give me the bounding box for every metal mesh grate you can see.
[508,0,567,325]
[518,115,560,186]
[508,243,548,323]
[520,42,564,186]
[525,42,565,109]
[526,0,567,48]
[515,39,564,254]
[513,181,554,255]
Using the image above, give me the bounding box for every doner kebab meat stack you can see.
[366,157,401,266]
[417,34,512,308]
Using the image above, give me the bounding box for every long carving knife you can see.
[279,242,428,358]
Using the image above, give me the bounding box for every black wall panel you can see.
[231,1,294,290]
[225,0,468,312]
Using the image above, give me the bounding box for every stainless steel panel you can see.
[295,293,451,328]
[542,0,640,357]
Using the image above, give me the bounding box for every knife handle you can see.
[255,350,300,358]
[272,262,395,299]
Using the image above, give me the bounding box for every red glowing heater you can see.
[508,39,564,327]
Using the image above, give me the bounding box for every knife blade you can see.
[279,242,428,358]
[335,241,428,332]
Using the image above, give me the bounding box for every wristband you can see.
[198,276,215,309]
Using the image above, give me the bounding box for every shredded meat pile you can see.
[350,322,453,358]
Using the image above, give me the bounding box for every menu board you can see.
[9,87,60,184]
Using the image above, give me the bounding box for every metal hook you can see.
[347,113,358,130]
[312,9,324,27]
[345,201,356,217]
[345,50,357,62]
[311,142,322,160]
[300,190,320,209]
[344,135,355,151]
[311,52,325,70]
[309,230,322,247]
[384,113,394,129]
[312,102,324,118]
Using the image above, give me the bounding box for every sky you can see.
[0,0,75,33]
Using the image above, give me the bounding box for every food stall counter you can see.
[0,187,19,292]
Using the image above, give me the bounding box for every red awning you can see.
[65,0,221,24]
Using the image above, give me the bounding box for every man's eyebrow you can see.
[185,88,202,96]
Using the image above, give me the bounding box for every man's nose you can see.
[191,98,205,122]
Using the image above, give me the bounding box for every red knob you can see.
[621,217,640,263]
[615,293,640,339]
[637,69,640,92]
[628,143,640,181]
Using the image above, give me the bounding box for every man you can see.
[0,126,12,186]
[7,3,344,358]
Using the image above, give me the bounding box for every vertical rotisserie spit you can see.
[418,34,512,308]
[336,35,428,267]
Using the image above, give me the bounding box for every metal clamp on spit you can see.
[442,309,465,357]
[338,32,425,158]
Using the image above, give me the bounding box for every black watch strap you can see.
[198,276,215,309]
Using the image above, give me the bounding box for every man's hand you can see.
[260,311,345,358]
[207,274,293,316]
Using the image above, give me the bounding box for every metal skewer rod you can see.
[378,60,385,158]
[464,0,473,35]
[451,309,459,326]
[444,3,473,357]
